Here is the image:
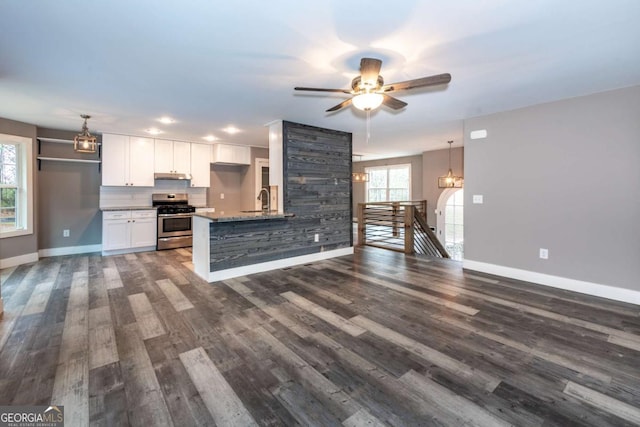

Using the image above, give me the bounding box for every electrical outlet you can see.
[473,195,484,204]
[539,248,549,259]
[314,233,319,243]
[220,193,225,199]
[63,229,70,237]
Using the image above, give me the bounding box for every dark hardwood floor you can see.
[1,246,639,426]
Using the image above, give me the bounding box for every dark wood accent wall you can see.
[209,121,352,271]
[209,218,319,270]
[282,120,352,247]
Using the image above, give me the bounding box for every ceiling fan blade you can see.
[326,98,353,112]
[381,73,451,92]
[360,58,383,86]
[382,95,407,110]
[294,87,352,94]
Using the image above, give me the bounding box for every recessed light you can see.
[222,125,241,135]
[157,116,175,124]
[145,128,163,135]
[202,135,218,142]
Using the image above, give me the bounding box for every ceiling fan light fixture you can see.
[352,92,384,111]
[74,114,98,153]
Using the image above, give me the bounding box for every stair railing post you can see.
[357,203,366,246]
[404,205,415,254]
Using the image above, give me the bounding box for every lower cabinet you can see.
[103,210,157,254]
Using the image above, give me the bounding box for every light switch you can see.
[473,195,484,204]
[220,193,225,199]
[539,248,549,259]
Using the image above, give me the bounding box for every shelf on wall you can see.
[37,137,102,145]
[37,156,101,164]
[37,137,102,172]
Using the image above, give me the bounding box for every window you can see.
[365,164,411,202]
[444,189,464,260]
[0,134,33,238]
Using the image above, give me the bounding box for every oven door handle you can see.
[158,213,194,217]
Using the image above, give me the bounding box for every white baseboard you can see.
[0,252,39,269]
[39,244,102,258]
[204,247,354,282]
[102,246,155,257]
[463,259,640,306]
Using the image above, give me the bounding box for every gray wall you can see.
[422,146,463,226]
[464,85,640,292]
[36,127,102,250]
[0,117,37,260]
[208,147,269,213]
[208,164,245,213]
[352,154,422,219]
[240,147,269,211]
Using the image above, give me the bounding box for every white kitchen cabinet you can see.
[130,211,157,247]
[102,210,157,254]
[154,139,191,174]
[102,215,130,251]
[189,143,211,187]
[211,143,251,165]
[102,134,155,186]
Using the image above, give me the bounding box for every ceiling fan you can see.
[294,58,451,112]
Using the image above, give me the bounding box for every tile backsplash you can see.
[100,181,207,208]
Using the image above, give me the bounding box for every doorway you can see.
[254,158,269,210]
[436,188,464,261]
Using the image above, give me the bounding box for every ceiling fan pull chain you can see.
[366,109,371,144]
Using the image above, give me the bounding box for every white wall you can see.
[463,85,640,298]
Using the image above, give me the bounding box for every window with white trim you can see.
[365,164,411,202]
[0,134,33,238]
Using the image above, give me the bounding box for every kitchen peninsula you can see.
[193,210,310,281]
[192,120,355,282]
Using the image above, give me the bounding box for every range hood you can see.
[154,172,192,180]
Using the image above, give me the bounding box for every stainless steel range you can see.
[152,193,196,250]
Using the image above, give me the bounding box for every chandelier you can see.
[352,155,369,182]
[438,140,463,188]
[74,114,98,153]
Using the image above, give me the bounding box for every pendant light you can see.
[438,140,463,188]
[74,114,98,153]
[352,172,369,182]
[352,154,369,182]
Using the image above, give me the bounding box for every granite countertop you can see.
[194,210,294,222]
[100,206,157,211]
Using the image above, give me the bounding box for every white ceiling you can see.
[1,0,639,159]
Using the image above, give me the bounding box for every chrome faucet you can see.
[257,188,270,212]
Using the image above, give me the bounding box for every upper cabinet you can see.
[154,139,191,174]
[102,134,155,187]
[189,143,211,187]
[211,143,251,165]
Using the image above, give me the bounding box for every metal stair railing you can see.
[357,200,448,257]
